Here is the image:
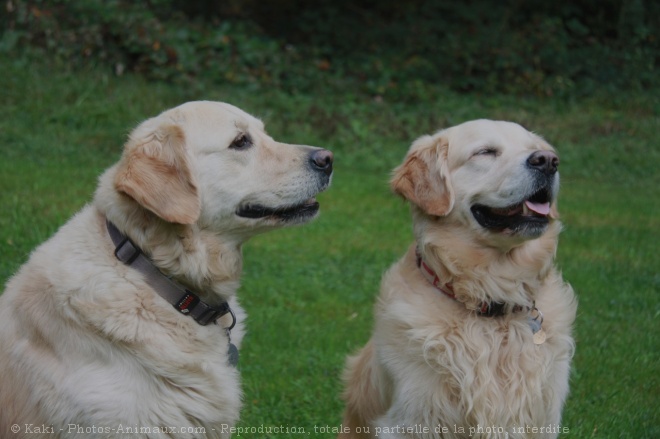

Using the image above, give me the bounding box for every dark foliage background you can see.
[2,0,657,98]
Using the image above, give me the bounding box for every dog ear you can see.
[114,123,201,224]
[390,134,454,216]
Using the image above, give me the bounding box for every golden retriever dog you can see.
[0,101,333,438]
[340,120,576,439]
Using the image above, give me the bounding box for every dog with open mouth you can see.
[339,120,576,438]
[0,101,332,438]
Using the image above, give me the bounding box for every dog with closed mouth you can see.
[0,101,333,438]
[340,120,576,438]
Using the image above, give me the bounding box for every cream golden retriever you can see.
[0,101,333,438]
[340,120,576,439]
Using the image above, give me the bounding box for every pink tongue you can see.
[525,200,551,215]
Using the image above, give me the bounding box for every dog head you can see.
[392,119,559,250]
[110,101,333,238]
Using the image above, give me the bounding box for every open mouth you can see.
[470,187,553,236]
[236,198,320,222]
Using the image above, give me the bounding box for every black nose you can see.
[527,151,559,176]
[310,149,334,176]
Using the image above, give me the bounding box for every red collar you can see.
[415,247,528,317]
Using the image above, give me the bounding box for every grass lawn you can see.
[1,58,658,438]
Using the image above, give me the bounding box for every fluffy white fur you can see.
[0,101,332,438]
[340,120,576,439]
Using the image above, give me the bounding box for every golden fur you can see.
[0,101,332,438]
[340,120,576,439]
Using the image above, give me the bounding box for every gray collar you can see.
[106,220,236,328]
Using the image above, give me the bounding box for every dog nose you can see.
[310,149,334,176]
[527,151,559,176]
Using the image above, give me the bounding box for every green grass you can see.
[1,57,658,438]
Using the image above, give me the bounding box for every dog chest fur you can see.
[371,249,576,437]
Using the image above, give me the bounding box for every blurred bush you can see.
[2,0,657,98]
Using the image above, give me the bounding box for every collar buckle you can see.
[171,285,233,327]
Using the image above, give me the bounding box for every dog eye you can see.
[475,147,499,156]
[229,134,252,150]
